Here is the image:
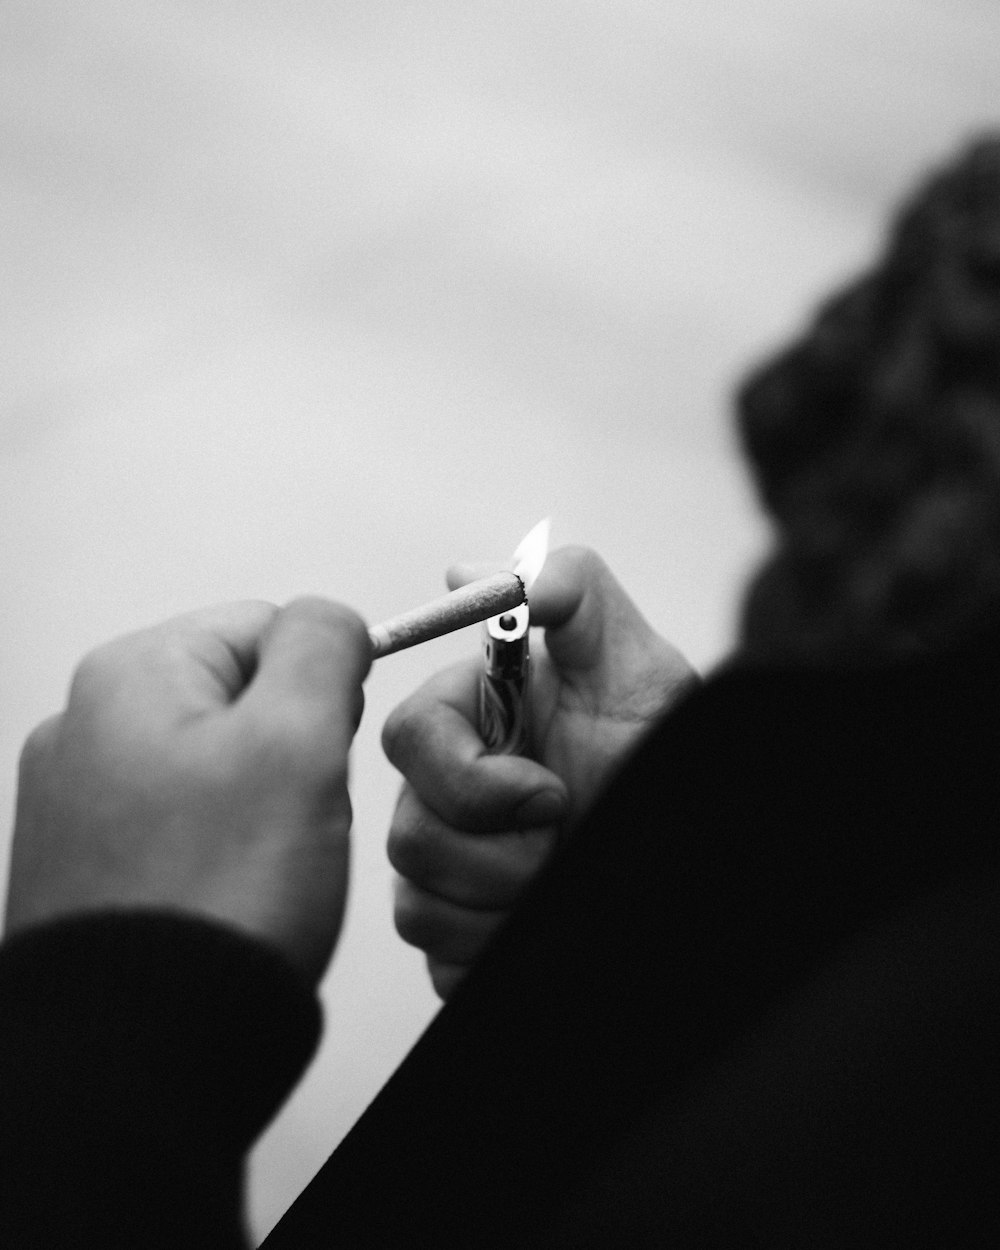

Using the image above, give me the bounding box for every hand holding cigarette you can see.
[383,545,699,998]
[8,599,371,986]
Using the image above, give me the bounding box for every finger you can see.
[447,549,624,633]
[163,600,279,703]
[17,714,61,780]
[446,561,497,592]
[528,546,659,674]
[393,876,507,964]
[382,661,568,831]
[239,597,372,750]
[67,601,281,717]
[449,548,654,677]
[525,547,698,722]
[164,600,279,666]
[387,784,560,909]
[11,716,62,848]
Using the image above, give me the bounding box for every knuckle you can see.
[489,827,558,893]
[274,598,372,693]
[69,628,161,709]
[285,595,361,629]
[385,805,428,882]
[18,715,60,776]
[447,786,495,833]
[380,699,423,773]
[392,878,433,950]
[394,876,506,964]
[69,639,120,700]
[443,799,478,835]
[285,596,370,654]
[444,762,522,832]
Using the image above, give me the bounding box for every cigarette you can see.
[368,571,526,658]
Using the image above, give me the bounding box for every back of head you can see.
[737,137,1000,664]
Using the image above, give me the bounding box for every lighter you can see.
[481,604,531,754]
[479,518,550,756]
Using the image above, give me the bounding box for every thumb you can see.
[449,547,694,716]
[521,546,658,677]
[239,597,372,748]
[449,547,658,678]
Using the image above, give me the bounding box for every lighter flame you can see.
[511,517,551,592]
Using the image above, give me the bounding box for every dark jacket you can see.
[3,629,998,1247]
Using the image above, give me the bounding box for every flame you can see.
[511,517,551,592]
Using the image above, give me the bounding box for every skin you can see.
[5,552,693,1003]
[383,546,698,999]
[4,597,371,986]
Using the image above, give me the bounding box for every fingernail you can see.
[515,789,566,829]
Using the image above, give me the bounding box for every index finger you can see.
[161,600,279,699]
[381,658,567,833]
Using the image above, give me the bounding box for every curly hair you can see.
[737,135,1000,663]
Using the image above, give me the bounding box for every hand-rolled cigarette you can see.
[368,571,526,658]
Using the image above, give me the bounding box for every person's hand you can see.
[5,598,371,985]
[382,546,698,998]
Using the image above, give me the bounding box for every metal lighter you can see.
[479,518,550,756]
[481,603,531,755]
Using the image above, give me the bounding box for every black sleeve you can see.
[0,910,322,1249]
[262,654,1000,1248]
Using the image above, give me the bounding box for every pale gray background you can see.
[2,1,998,1240]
